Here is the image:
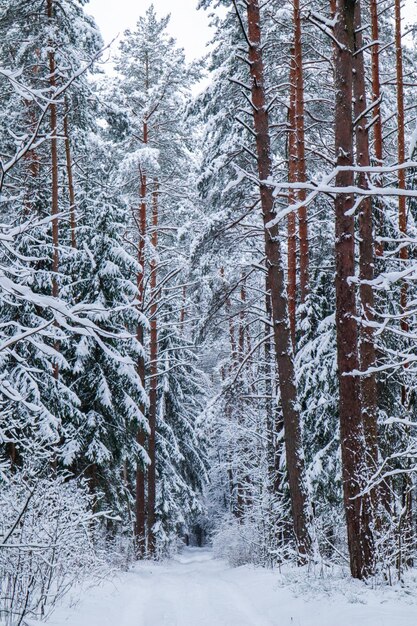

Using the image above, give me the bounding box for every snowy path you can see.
[46,548,417,626]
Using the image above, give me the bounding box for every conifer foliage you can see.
[195,0,417,581]
[0,2,208,622]
[1,0,417,621]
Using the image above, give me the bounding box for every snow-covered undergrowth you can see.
[0,470,117,626]
[34,548,417,626]
[212,517,262,566]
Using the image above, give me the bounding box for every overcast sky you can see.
[87,0,416,65]
[87,0,214,61]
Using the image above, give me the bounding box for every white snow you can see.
[38,548,417,626]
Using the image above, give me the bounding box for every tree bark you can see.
[135,121,148,557]
[352,0,379,503]
[333,0,374,579]
[395,0,408,335]
[370,0,384,257]
[23,74,40,214]
[221,267,239,517]
[238,277,246,362]
[147,179,159,556]
[47,0,59,301]
[63,101,77,249]
[244,0,312,558]
[370,0,383,168]
[265,275,280,496]
[293,0,309,303]
[395,0,413,565]
[287,53,297,349]
[47,0,60,386]
[237,276,250,517]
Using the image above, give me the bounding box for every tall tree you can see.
[292,0,309,304]
[287,53,297,348]
[147,181,159,554]
[352,0,379,503]
[114,4,206,555]
[370,0,384,256]
[333,0,374,579]
[395,0,408,347]
[47,0,59,303]
[240,0,312,557]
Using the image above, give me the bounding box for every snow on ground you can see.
[39,548,417,626]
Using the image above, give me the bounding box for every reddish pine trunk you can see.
[395,0,413,564]
[221,267,239,516]
[47,0,60,387]
[287,53,297,349]
[333,0,374,579]
[135,122,148,557]
[47,0,59,300]
[23,92,40,213]
[370,0,384,257]
[370,0,383,167]
[395,0,408,334]
[238,278,246,361]
[135,417,146,557]
[63,103,77,249]
[229,292,237,368]
[147,180,159,556]
[368,0,392,518]
[293,0,309,303]
[352,0,379,499]
[244,0,312,558]
[265,275,279,495]
[236,279,246,519]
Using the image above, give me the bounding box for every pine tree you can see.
[64,130,148,521]
[113,4,207,555]
[0,0,104,469]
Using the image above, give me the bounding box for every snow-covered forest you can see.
[1,0,417,624]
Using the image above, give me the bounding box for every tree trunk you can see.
[221,267,239,516]
[395,0,408,336]
[244,0,312,558]
[333,0,374,579]
[395,0,413,565]
[47,0,60,386]
[370,0,384,257]
[47,0,59,300]
[228,283,237,367]
[370,0,383,168]
[287,52,297,349]
[236,277,246,519]
[147,179,159,556]
[24,70,40,214]
[265,275,279,496]
[238,278,246,362]
[293,0,309,303]
[63,101,77,249]
[352,0,379,503]
[135,121,148,557]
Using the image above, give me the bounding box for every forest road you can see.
[123,547,274,626]
[47,546,416,626]
[48,547,281,626]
